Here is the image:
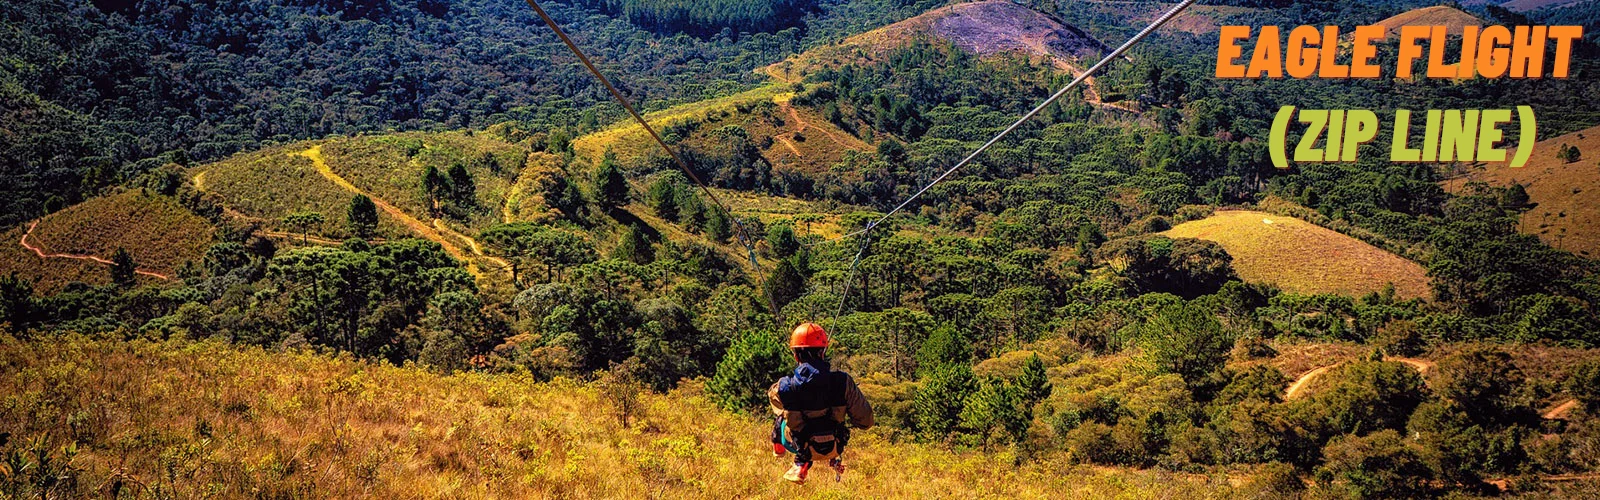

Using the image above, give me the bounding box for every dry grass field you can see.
[0,226,110,292]
[0,190,212,291]
[762,0,1105,83]
[1113,3,1262,35]
[1372,5,1483,38]
[570,84,790,162]
[1443,124,1600,258]
[320,131,527,234]
[0,335,1240,499]
[569,84,867,178]
[1162,210,1432,299]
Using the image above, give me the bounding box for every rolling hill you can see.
[1090,2,1263,35]
[764,1,1107,82]
[1373,5,1483,38]
[570,84,869,178]
[1162,210,1433,299]
[1442,124,1600,257]
[186,127,862,282]
[0,190,211,292]
[0,335,1240,498]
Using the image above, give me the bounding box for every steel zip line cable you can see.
[522,0,780,317]
[829,0,1199,321]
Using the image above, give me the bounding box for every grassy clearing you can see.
[24,190,213,276]
[0,335,1238,499]
[0,189,212,291]
[192,144,366,237]
[1162,210,1431,300]
[1372,5,1483,38]
[570,84,790,162]
[1442,124,1600,258]
[0,226,108,292]
[320,131,527,234]
[711,188,859,240]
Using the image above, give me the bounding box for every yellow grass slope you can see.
[1442,124,1600,257]
[1163,210,1431,299]
[1373,5,1483,38]
[764,0,1106,82]
[0,190,213,291]
[0,336,1235,499]
[192,144,364,237]
[570,84,868,177]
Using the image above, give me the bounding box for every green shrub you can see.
[911,363,978,442]
[1314,430,1432,499]
[1294,360,1426,440]
[1374,319,1426,357]
[706,330,788,412]
[1564,359,1600,413]
[1432,346,1535,427]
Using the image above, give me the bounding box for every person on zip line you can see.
[768,322,874,484]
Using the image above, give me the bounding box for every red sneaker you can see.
[783,462,811,484]
[772,442,787,457]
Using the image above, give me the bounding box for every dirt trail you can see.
[1285,356,1433,400]
[1284,364,1334,400]
[1287,357,1582,423]
[778,99,856,147]
[432,219,510,273]
[774,135,804,157]
[296,146,482,275]
[1544,399,1580,420]
[19,221,175,281]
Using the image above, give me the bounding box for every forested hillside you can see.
[573,0,821,37]
[0,0,931,227]
[5,0,1600,497]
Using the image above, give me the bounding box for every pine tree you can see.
[705,206,731,243]
[422,165,448,214]
[767,223,799,258]
[707,330,789,412]
[679,191,707,233]
[1558,144,1581,163]
[594,150,629,208]
[110,247,137,287]
[347,194,379,239]
[282,211,325,245]
[649,176,680,221]
[1017,353,1052,408]
[911,363,978,442]
[763,258,806,309]
[1502,182,1530,210]
[614,225,654,265]
[447,162,476,208]
[959,378,1027,450]
[0,273,36,328]
[915,326,970,377]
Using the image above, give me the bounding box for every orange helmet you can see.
[789,322,830,348]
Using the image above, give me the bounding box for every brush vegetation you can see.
[0,335,1239,499]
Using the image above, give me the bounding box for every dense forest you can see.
[572,0,821,37]
[5,0,1600,497]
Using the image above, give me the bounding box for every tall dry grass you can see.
[0,335,1239,498]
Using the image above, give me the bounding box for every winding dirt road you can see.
[1283,355,1579,422]
[18,221,174,281]
[1284,356,1435,400]
[295,146,510,277]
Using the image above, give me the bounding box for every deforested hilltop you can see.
[764,0,1109,81]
